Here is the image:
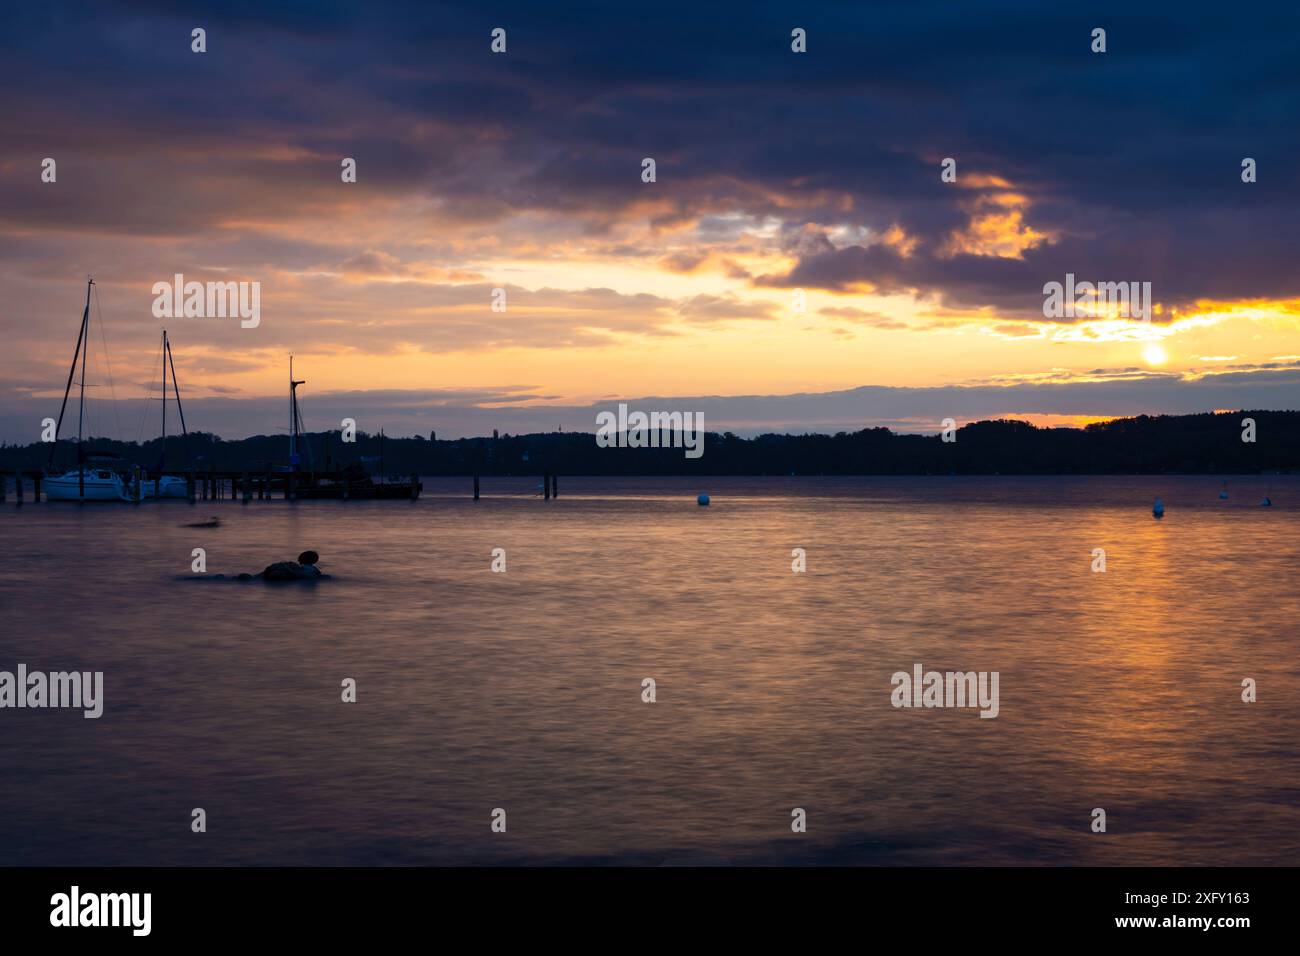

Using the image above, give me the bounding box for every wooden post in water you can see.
[15,473,23,505]
[241,472,251,503]
[0,472,6,503]
[187,470,196,502]
[410,473,418,500]
[551,474,558,499]
[33,474,41,502]
[473,475,480,500]
[544,473,551,499]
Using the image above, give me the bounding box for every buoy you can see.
[1152,497,1165,518]
[1219,482,1229,500]
[1262,497,1272,507]
[697,493,710,506]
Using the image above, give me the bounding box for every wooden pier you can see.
[4,470,564,503]
[1,468,423,503]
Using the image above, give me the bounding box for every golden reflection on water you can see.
[0,476,1297,865]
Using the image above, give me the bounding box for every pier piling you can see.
[473,475,480,500]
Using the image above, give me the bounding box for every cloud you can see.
[3,0,1300,417]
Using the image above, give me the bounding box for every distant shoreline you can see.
[4,410,1299,477]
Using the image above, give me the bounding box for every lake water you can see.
[1,475,1297,865]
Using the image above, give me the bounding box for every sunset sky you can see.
[2,1,1300,441]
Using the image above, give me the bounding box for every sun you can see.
[1142,343,1169,367]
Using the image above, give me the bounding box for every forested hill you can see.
[2,411,1297,476]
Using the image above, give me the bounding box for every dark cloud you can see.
[3,0,1300,430]
[5,1,1297,284]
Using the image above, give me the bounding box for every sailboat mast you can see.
[161,329,167,471]
[165,334,188,458]
[77,279,92,447]
[49,278,92,468]
[77,277,92,495]
[289,356,296,464]
[288,356,306,468]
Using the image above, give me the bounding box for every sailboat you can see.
[44,277,130,501]
[139,329,190,498]
[279,358,420,499]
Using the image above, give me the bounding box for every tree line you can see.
[2,411,1296,476]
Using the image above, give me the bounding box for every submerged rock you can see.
[231,551,325,582]
[260,560,322,581]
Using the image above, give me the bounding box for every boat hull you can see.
[44,471,128,501]
[140,475,189,499]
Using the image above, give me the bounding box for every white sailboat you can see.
[44,465,129,501]
[44,277,129,502]
[142,475,189,498]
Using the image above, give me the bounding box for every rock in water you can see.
[261,561,321,581]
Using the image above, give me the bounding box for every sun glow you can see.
[1142,343,1169,366]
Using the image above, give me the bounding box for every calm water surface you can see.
[1,476,1297,865]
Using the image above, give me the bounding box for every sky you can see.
[2,0,1300,442]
